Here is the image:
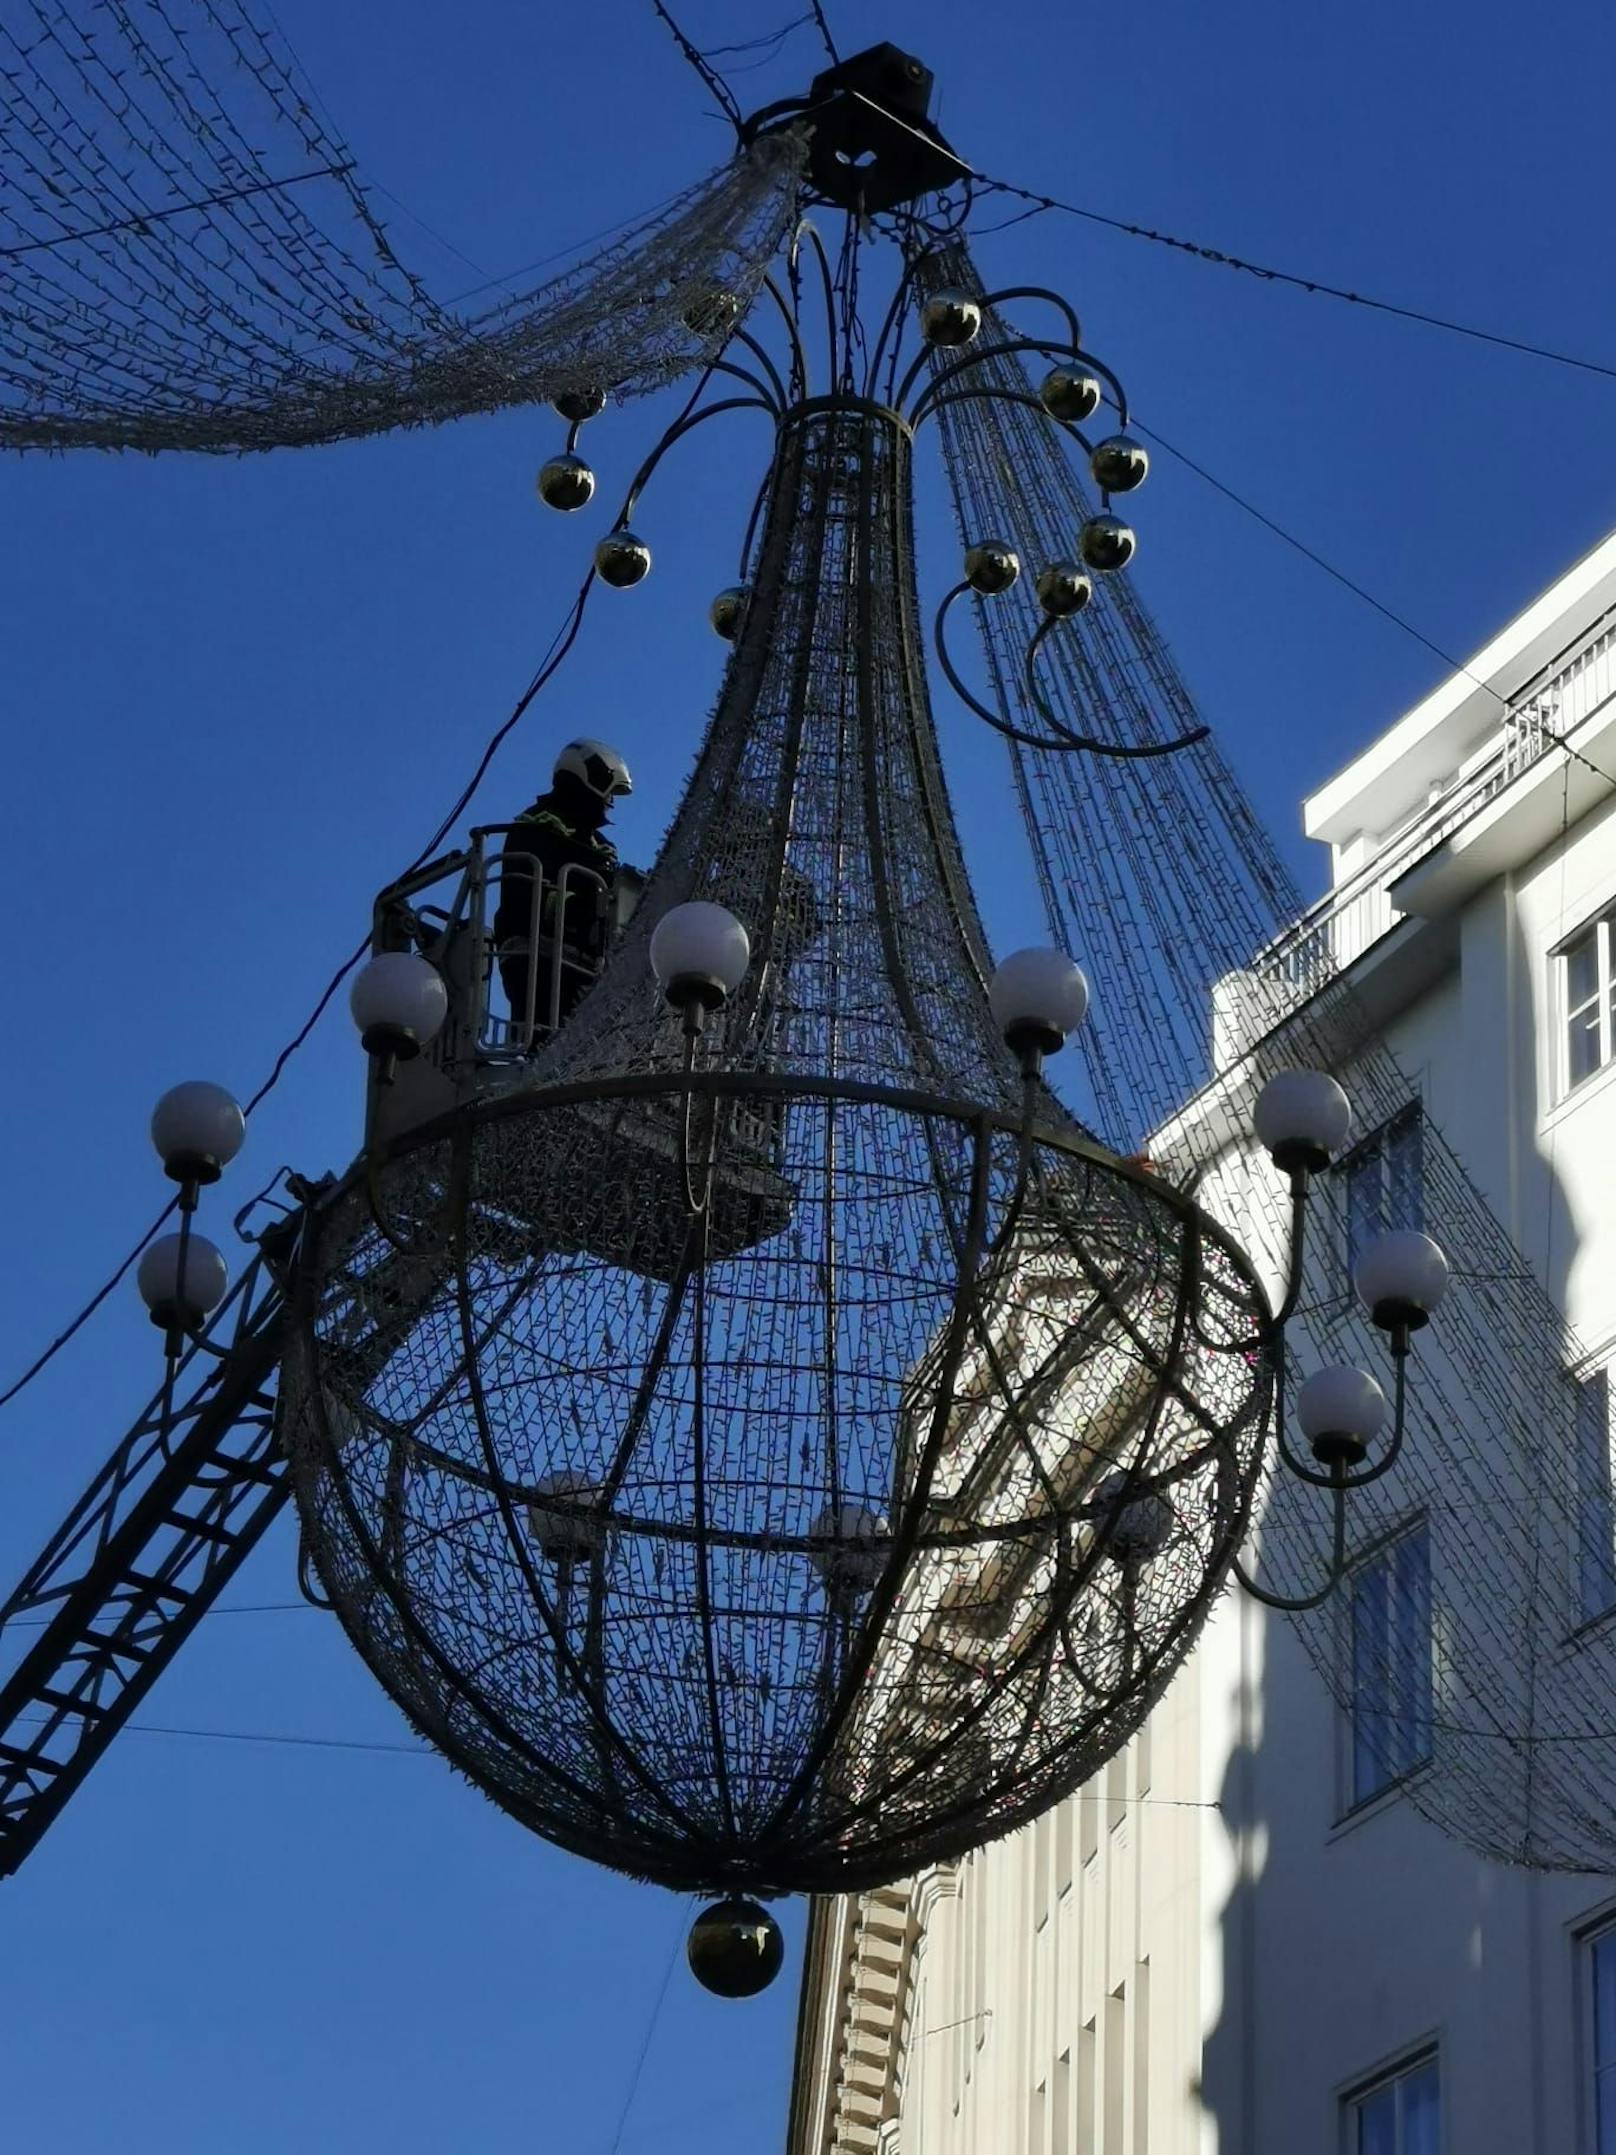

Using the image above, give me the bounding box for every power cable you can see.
[807,1,840,63]
[6,1598,311,1629]
[16,1713,433,1758]
[5,1708,1260,1784]
[0,1199,177,1412]
[366,178,490,284]
[648,1,744,130]
[253,0,489,280]
[0,163,352,261]
[707,14,813,62]
[0,344,736,1416]
[440,182,703,307]
[604,1906,689,2155]
[978,175,1616,387]
[0,575,596,1416]
[1139,417,1616,793]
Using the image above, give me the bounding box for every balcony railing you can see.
[1248,607,1616,1013]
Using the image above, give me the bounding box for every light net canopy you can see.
[0,0,805,452]
[923,243,1616,1873]
[279,399,1270,1895]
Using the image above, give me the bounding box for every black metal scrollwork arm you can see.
[617,395,780,527]
[1024,616,1210,761]
[933,581,1095,754]
[904,332,1130,428]
[1231,1464,1351,1612]
[932,581,1209,764]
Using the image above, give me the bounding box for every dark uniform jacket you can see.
[492,787,618,954]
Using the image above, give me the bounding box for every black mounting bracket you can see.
[746,42,972,214]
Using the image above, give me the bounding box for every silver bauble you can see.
[686,1897,785,1998]
[524,1470,607,1562]
[682,287,744,337]
[1078,515,1137,574]
[1093,1471,1175,1564]
[920,288,982,348]
[709,584,751,640]
[964,540,1020,596]
[1090,435,1149,495]
[552,386,607,424]
[594,530,652,589]
[1035,561,1094,618]
[1039,366,1103,424]
[536,453,596,513]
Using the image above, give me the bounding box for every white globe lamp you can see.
[649,902,750,1017]
[808,1503,887,1606]
[349,953,449,1063]
[150,1081,245,1191]
[1253,1069,1352,1174]
[988,947,1090,1064]
[1092,1470,1174,1564]
[1354,1229,1450,1333]
[137,1232,229,1335]
[1296,1364,1387,1466]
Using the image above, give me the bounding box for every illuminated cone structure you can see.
[280,397,1270,1895]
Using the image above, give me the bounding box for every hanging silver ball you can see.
[687,1896,785,1998]
[1090,436,1149,495]
[964,541,1020,596]
[683,286,744,337]
[1092,1471,1175,1565]
[920,288,982,348]
[552,386,607,424]
[1035,561,1094,618]
[1079,515,1137,574]
[709,584,751,640]
[594,530,652,589]
[1039,366,1103,425]
[536,454,596,513]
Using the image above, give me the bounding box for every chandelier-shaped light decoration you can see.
[277,223,1283,1897]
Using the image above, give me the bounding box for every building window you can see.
[1341,1109,1424,1274]
[1344,2050,1439,2154]
[1578,1370,1616,1625]
[1588,1922,1616,2152]
[1563,908,1616,1092]
[1349,1522,1432,1806]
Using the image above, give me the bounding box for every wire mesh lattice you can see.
[0,0,806,453]
[279,401,1270,1892]
[284,1091,1266,1892]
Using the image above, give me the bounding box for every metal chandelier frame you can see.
[20,31,1595,1919]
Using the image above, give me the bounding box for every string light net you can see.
[0,0,805,452]
[279,398,1270,1894]
[923,242,1614,1871]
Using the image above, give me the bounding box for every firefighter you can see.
[493,738,632,1037]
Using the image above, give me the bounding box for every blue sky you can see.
[5,1,1616,2147]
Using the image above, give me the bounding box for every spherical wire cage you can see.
[281,1076,1268,1895]
[278,387,1272,1899]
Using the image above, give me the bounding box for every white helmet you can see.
[554,737,633,804]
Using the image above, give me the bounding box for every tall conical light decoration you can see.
[276,105,1287,1913]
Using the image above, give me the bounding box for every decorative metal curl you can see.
[933,581,1208,761]
[933,581,1088,752]
[904,328,1130,431]
[1025,617,1209,761]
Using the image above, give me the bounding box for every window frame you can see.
[1336,1105,1425,1278]
[1342,1515,1434,1815]
[1339,2042,1442,2155]
[1576,1367,1616,1632]
[1557,905,1616,1100]
[1580,1909,1616,2155]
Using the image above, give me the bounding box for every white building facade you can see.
[788,533,1616,2155]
